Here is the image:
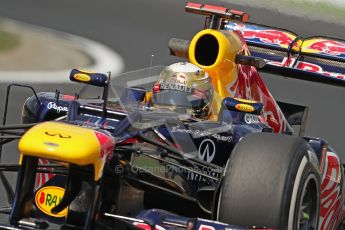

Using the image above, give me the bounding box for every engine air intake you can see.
[194,34,219,66]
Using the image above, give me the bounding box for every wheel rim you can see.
[297,175,318,230]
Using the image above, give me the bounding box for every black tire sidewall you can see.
[282,144,320,229]
[289,160,320,230]
[216,133,320,229]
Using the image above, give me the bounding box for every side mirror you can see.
[70,69,108,87]
[70,69,110,116]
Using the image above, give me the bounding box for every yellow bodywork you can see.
[189,29,243,114]
[18,121,106,181]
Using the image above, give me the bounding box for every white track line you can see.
[0,19,124,83]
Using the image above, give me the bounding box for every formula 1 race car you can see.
[0,2,345,230]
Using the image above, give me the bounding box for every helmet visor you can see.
[152,89,210,108]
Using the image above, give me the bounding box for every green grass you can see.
[223,0,345,21]
[276,0,345,18]
[0,26,20,52]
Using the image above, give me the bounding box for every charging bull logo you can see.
[304,39,345,56]
[35,186,68,217]
[242,30,294,47]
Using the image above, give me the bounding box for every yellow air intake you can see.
[188,29,244,112]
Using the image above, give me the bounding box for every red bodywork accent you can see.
[186,2,201,9]
[186,3,227,13]
[95,131,115,160]
[122,138,139,145]
[319,151,345,230]
[134,223,152,230]
[203,4,227,13]
[133,222,164,230]
[35,158,55,189]
[231,31,287,132]
[153,84,160,93]
[62,94,76,100]
[198,225,215,230]
[229,10,249,22]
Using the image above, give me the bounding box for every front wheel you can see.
[215,133,320,230]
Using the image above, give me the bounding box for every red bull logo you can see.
[35,186,67,217]
[242,29,294,47]
[268,57,345,80]
[226,22,296,48]
[305,39,345,56]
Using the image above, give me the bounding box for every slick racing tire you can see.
[216,133,320,230]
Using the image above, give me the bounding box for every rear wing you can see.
[225,21,345,87]
[183,2,345,87]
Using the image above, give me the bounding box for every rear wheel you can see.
[215,133,320,229]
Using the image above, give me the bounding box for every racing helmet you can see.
[151,62,213,119]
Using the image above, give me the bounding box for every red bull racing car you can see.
[0,2,345,230]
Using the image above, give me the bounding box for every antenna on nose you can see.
[148,54,155,78]
[149,54,155,67]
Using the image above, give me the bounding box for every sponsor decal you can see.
[47,102,68,113]
[159,83,192,93]
[73,73,91,82]
[187,170,219,182]
[198,139,216,163]
[35,186,67,217]
[268,57,345,80]
[235,103,255,113]
[159,77,186,85]
[225,22,295,48]
[171,126,232,143]
[244,113,260,124]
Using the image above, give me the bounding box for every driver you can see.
[149,62,214,120]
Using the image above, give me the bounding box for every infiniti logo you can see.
[198,139,216,163]
[45,132,71,139]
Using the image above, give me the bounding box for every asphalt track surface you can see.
[0,0,345,218]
